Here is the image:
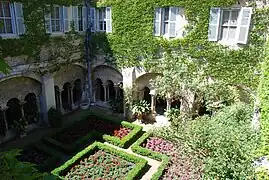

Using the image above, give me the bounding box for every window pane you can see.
[222,10,229,25]
[99,21,103,30]
[3,2,11,17]
[106,8,110,19]
[210,8,219,24]
[5,19,12,33]
[154,8,160,21]
[228,27,236,40]
[79,19,83,31]
[164,22,168,34]
[230,10,239,25]
[208,25,217,39]
[104,21,106,31]
[164,8,169,21]
[0,3,3,17]
[55,20,60,31]
[55,7,60,18]
[154,22,160,35]
[103,8,106,19]
[0,19,4,33]
[220,27,228,40]
[170,7,177,21]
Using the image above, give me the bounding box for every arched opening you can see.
[73,79,82,105]
[54,86,61,111]
[6,98,22,129]
[143,87,151,104]
[171,99,181,109]
[0,108,6,136]
[156,95,167,115]
[107,80,115,101]
[95,78,104,101]
[62,82,72,111]
[24,93,39,124]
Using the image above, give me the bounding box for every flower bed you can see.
[142,137,177,156]
[44,112,142,153]
[16,143,63,172]
[65,150,135,179]
[52,142,147,180]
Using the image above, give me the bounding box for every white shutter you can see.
[175,8,186,37]
[105,7,112,33]
[168,7,178,38]
[153,8,161,36]
[208,8,221,41]
[90,8,96,32]
[44,6,51,33]
[236,7,252,44]
[96,9,100,31]
[82,7,87,31]
[72,6,79,31]
[14,2,25,35]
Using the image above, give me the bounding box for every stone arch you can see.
[54,64,86,88]
[62,82,72,111]
[156,94,167,115]
[24,93,39,124]
[93,65,123,85]
[0,72,42,84]
[135,73,160,91]
[6,98,22,129]
[73,79,82,105]
[94,78,104,101]
[0,77,42,107]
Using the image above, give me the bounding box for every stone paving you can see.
[133,115,171,131]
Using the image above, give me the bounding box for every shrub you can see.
[109,97,124,113]
[131,100,150,120]
[48,107,63,128]
[155,102,259,179]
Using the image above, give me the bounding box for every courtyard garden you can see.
[0,102,264,179]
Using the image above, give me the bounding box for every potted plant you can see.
[131,100,150,121]
[12,118,28,138]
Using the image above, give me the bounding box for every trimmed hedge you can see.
[17,143,63,172]
[51,142,147,180]
[44,111,142,153]
[131,133,170,180]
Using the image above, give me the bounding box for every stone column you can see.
[1,105,8,136]
[20,101,26,121]
[107,85,110,101]
[150,89,156,114]
[70,85,76,109]
[166,93,172,111]
[59,89,65,114]
[103,84,107,102]
[115,85,119,100]
[41,74,56,125]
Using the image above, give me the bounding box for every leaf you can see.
[0,58,11,75]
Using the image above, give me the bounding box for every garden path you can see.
[104,142,162,180]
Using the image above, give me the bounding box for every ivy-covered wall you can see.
[258,39,269,157]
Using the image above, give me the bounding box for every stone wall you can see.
[93,65,123,85]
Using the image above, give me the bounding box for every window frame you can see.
[50,5,62,33]
[0,1,24,38]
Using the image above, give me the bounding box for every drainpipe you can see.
[84,0,92,103]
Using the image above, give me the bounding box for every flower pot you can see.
[80,103,89,110]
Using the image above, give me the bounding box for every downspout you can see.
[84,0,92,103]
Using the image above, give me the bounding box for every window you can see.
[153,7,186,38]
[45,5,70,33]
[72,6,86,32]
[95,7,112,33]
[208,7,252,44]
[0,1,25,37]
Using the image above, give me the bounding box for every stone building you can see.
[0,0,268,143]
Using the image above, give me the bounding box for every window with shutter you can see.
[153,8,161,36]
[208,8,221,41]
[105,7,112,33]
[236,7,252,44]
[0,2,16,36]
[97,8,106,31]
[51,6,62,32]
[90,8,96,32]
[72,6,79,31]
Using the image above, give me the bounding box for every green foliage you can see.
[51,142,147,180]
[258,39,269,157]
[131,100,150,119]
[0,58,11,74]
[12,118,28,135]
[48,107,63,128]
[108,97,124,113]
[0,149,53,180]
[154,103,259,179]
[165,108,184,126]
